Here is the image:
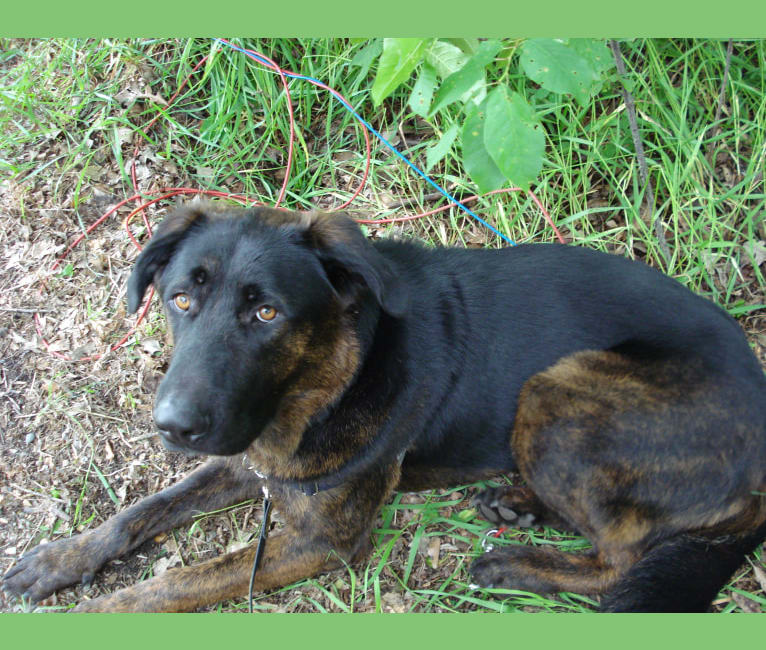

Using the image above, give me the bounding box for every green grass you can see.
[1,38,764,613]
[3,39,763,311]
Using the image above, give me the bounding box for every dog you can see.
[4,203,766,612]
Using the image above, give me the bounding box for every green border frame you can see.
[3,0,766,36]
[2,3,764,646]
[2,612,765,646]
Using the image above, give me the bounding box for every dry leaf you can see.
[141,339,162,356]
[428,537,441,568]
[731,591,761,613]
[381,591,406,613]
[752,563,766,593]
[152,556,171,576]
[744,240,766,267]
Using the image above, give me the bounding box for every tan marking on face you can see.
[244,308,362,478]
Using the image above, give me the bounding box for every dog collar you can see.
[242,455,327,496]
[242,449,406,497]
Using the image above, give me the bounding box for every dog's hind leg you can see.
[472,521,766,611]
[471,545,631,595]
[2,456,261,604]
[471,349,766,611]
[600,522,766,612]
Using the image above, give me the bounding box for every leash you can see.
[248,485,272,613]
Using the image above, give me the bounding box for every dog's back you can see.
[387,240,765,465]
[379,238,766,611]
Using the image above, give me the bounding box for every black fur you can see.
[601,522,766,612]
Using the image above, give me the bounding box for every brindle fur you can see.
[4,203,766,612]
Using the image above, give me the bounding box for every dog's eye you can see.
[173,293,191,311]
[256,305,277,322]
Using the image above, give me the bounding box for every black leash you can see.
[248,488,272,613]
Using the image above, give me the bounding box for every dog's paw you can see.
[2,534,103,604]
[72,595,113,613]
[470,548,524,590]
[471,485,570,531]
[471,486,541,528]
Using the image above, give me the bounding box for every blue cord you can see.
[214,38,516,246]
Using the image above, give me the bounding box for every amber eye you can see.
[173,293,191,311]
[256,305,277,322]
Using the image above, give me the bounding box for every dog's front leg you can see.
[71,529,339,612]
[2,456,260,604]
[72,461,401,612]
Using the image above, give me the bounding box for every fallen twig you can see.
[609,40,671,265]
[385,187,457,209]
[706,39,734,167]
[0,307,55,314]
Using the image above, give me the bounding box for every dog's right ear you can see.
[294,211,409,317]
[126,205,208,313]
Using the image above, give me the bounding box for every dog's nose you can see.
[153,397,208,445]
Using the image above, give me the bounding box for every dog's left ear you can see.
[299,212,409,317]
[126,205,209,313]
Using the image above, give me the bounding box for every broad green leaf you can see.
[350,39,383,86]
[569,38,614,76]
[429,67,484,116]
[429,40,503,115]
[425,40,468,79]
[483,87,544,191]
[520,38,602,106]
[461,101,507,194]
[467,39,504,69]
[408,62,438,117]
[425,123,459,172]
[350,39,383,69]
[443,38,480,55]
[569,39,614,95]
[371,38,431,106]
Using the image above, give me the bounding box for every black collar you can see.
[243,447,406,496]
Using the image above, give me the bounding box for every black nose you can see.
[153,397,208,446]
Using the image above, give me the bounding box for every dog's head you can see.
[127,202,407,457]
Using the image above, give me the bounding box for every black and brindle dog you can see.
[4,203,766,612]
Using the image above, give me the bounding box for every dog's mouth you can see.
[155,418,260,457]
[151,386,270,457]
[158,432,207,457]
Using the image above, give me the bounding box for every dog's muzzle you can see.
[153,394,209,449]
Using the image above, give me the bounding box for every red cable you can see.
[218,38,371,210]
[356,187,566,245]
[35,41,562,363]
